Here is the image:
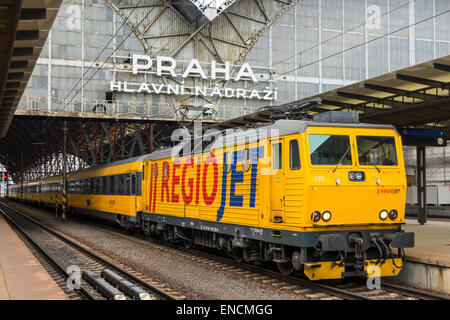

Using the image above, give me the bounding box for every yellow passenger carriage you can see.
[65,156,144,227]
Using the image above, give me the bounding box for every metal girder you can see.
[433,63,450,73]
[336,91,411,109]
[361,97,450,127]
[364,83,442,102]
[321,98,390,113]
[396,73,448,88]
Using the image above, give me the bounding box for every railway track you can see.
[0,201,185,300]
[3,200,449,301]
[100,228,450,301]
[73,214,450,301]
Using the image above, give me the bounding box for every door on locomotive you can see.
[269,138,285,223]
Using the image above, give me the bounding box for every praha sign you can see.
[110,54,277,101]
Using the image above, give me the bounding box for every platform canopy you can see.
[0,0,62,138]
[289,55,450,136]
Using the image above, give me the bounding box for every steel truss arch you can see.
[105,0,302,119]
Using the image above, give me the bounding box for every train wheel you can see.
[184,239,193,249]
[277,261,294,276]
[161,230,170,242]
[232,247,244,263]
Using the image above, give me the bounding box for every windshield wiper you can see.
[358,147,381,173]
[332,145,351,173]
[368,158,381,173]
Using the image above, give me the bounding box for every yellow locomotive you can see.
[7,112,414,280]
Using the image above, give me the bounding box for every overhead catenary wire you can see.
[271,0,413,68]
[245,8,450,93]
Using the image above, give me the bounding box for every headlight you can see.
[379,210,388,220]
[348,172,355,180]
[311,211,321,222]
[389,209,398,220]
[348,171,365,181]
[322,211,332,222]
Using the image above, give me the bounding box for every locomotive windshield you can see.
[356,136,398,166]
[309,134,352,165]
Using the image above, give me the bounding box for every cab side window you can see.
[272,143,282,170]
[289,139,301,170]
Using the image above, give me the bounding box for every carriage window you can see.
[125,175,131,195]
[272,143,282,169]
[309,134,352,165]
[154,163,158,178]
[118,175,124,194]
[131,174,136,195]
[109,176,115,194]
[103,177,107,194]
[163,162,169,178]
[96,178,102,194]
[356,136,398,166]
[224,152,232,173]
[290,139,301,170]
[243,149,251,172]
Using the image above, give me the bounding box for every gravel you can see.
[6,201,306,300]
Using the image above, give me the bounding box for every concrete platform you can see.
[395,219,450,295]
[0,215,67,300]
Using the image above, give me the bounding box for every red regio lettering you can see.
[202,154,218,205]
[182,158,194,205]
[171,160,181,203]
[161,161,170,202]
